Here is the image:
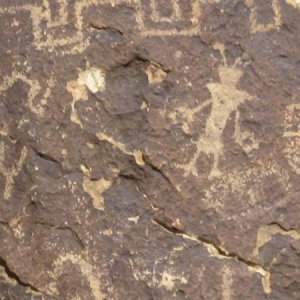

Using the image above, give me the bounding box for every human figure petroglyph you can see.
[176,43,256,179]
[0,142,28,200]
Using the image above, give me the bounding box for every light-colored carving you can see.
[246,0,282,33]
[283,104,300,174]
[222,266,233,300]
[52,253,105,300]
[150,0,182,23]
[0,143,28,200]
[135,0,202,37]
[176,44,256,179]
[0,0,133,54]
[0,71,44,117]
[252,223,300,257]
[152,218,271,294]
[159,270,187,291]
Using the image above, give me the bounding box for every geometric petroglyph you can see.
[0,71,45,117]
[283,103,300,174]
[0,0,285,54]
[51,253,106,300]
[0,142,28,200]
[135,0,202,37]
[176,43,256,179]
[246,0,282,33]
[0,0,133,55]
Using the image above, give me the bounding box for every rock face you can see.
[0,0,300,299]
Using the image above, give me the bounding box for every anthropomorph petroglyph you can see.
[176,43,256,179]
[0,143,28,200]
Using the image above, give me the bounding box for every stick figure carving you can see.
[177,43,257,179]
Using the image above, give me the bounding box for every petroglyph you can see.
[159,270,187,291]
[0,0,132,54]
[0,71,44,117]
[0,0,287,52]
[252,223,300,257]
[176,44,255,179]
[150,0,182,22]
[246,0,282,33]
[52,253,105,300]
[283,104,300,174]
[0,143,28,200]
[222,266,233,300]
[135,0,202,37]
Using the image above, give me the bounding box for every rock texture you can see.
[0,0,300,299]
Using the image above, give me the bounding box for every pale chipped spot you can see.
[61,149,68,157]
[102,228,113,236]
[0,124,9,137]
[133,150,145,166]
[96,132,145,166]
[80,164,91,177]
[66,80,88,128]
[87,142,95,149]
[128,216,140,224]
[145,63,167,84]
[66,67,105,127]
[141,100,148,110]
[82,177,112,210]
[78,68,106,93]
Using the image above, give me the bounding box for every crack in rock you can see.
[152,217,271,294]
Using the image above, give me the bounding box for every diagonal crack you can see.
[152,217,271,294]
[34,220,86,251]
[0,255,53,297]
